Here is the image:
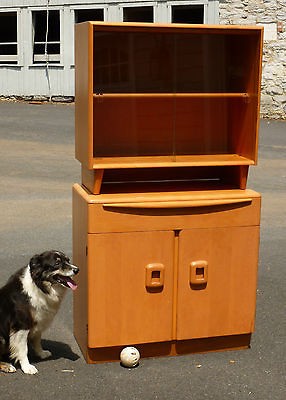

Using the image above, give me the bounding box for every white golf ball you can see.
[120,346,140,368]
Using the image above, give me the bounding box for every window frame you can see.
[72,6,107,66]
[74,7,105,24]
[0,10,18,65]
[119,2,157,23]
[167,0,208,24]
[32,8,61,65]
[72,5,107,23]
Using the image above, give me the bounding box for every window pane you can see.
[34,43,60,55]
[33,11,47,42]
[33,10,60,43]
[0,12,17,42]
[48,11,60,41]
[75,9,104,23]
[33,10,60,63]
[0,44,17,55]
[123,7,154,22]
[172,5,204,24]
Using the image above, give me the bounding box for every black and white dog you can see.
[0,250,79,374]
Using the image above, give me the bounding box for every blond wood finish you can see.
[73,185,261,363]
[73,187,88,358]
[73,22,262,363]
[101,199,253,208]
[75,22,93,169]
[91,155,255,169]
[176,226,260,340]
[74,183,261,205]
[81,167,104,194]
[89,21,263,32]
[72,185,260,234]
[87,231,174,347]
[172,234,180,340]
[75,22,263,179]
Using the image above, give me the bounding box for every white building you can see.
[0,0,219,99]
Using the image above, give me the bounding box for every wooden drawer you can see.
[73,184,261,233]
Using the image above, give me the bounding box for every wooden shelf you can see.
[93,93,250,98]
[92,154,254,169]
[175,154,254,166]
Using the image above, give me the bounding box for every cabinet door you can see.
[87,231,174,348]
[177,226,260,340]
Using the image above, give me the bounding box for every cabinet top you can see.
[77,21,263,34]
[73,183,261,205]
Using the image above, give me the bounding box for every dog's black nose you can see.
[73,266,80,275]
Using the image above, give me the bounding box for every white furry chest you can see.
[21,266,64,331]
[32,297,60,330]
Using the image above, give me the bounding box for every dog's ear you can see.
[29,254,41,270]
[29,254,45,284]
[29,253,50,293]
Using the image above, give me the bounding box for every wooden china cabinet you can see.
[73,22,263,363]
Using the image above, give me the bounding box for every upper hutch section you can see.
[75,22,263,170]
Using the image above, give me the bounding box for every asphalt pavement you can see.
[0,101,285,399]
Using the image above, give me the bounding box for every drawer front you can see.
[86,197,260,233]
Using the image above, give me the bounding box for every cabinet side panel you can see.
[73,186,89,358]
[254,29,264,164]
[177,226,260,340]
[227,30,263,163]
[75,22,93,168]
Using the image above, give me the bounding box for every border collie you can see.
[0,250,79,374]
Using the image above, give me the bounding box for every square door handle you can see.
[190,260,208,286]
[145,263,165,290]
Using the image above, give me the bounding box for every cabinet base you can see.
[77,334,252,364]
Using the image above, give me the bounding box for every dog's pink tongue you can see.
[67,280,78,291]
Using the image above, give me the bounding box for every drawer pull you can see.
[103,198,252,209]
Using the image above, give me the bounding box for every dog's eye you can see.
[55,258,61,265]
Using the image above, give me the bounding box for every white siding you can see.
[0,1,219,97]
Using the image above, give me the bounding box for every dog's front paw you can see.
[37,350,52,360]
[0,362,17,373]
[21,364,38,375]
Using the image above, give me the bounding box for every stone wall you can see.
[219,0,286,119]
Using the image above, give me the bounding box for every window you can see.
[123,6,154,22]
[172,5,204,24]
[75,9,104,23]
[0,12,17,64]
[33,10,60,64]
